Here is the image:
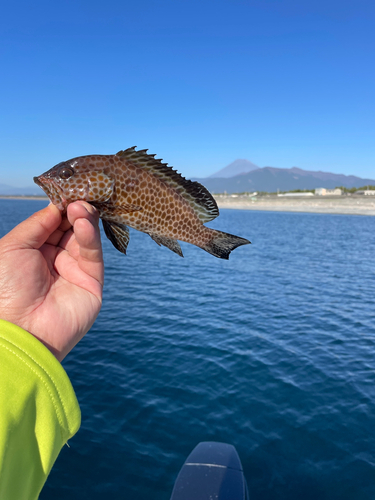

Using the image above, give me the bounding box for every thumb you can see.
[3,204,62,250]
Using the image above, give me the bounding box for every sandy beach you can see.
[214,194,375,216]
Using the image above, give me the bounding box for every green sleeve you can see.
[0,319,81,500]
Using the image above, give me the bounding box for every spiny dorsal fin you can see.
[115,147,219,223]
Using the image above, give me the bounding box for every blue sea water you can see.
[1,199,375,499]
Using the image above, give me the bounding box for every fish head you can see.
[34,156,115,211]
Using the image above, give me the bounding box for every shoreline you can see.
[214,195,375,216]
[1,194,375,217]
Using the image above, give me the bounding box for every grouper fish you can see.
[34,147,250,259]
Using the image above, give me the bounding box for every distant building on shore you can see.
[277,192,314,197]
[355,189,375,195]
[315,188,342,196]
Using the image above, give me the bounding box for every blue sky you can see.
[0,0,374,187]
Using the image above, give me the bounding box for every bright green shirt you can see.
[0,319,81,499]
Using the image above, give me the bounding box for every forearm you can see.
[0,320,81,500]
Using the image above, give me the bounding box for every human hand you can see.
[0,201,104,361]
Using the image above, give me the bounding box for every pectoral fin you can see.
[102,220,130,255]
[149,234,183,257]
[93,204,142,216]
[118,204,142,213]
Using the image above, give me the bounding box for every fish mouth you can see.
[33,175,67,211]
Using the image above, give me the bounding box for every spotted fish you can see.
[34,147,250,259]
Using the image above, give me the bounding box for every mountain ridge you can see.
[209,159,259,178]
[194,166,375,194]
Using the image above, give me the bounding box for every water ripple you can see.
[1,201,375,499]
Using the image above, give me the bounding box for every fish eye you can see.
[59,166,74,179]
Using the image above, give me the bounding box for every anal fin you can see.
[102,220,130,255]
[149,234,184,257]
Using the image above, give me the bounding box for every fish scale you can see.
[34,147,250,259]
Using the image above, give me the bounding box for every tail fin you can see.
[203,230,250,259]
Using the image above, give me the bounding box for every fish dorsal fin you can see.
[115,147,219,223]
